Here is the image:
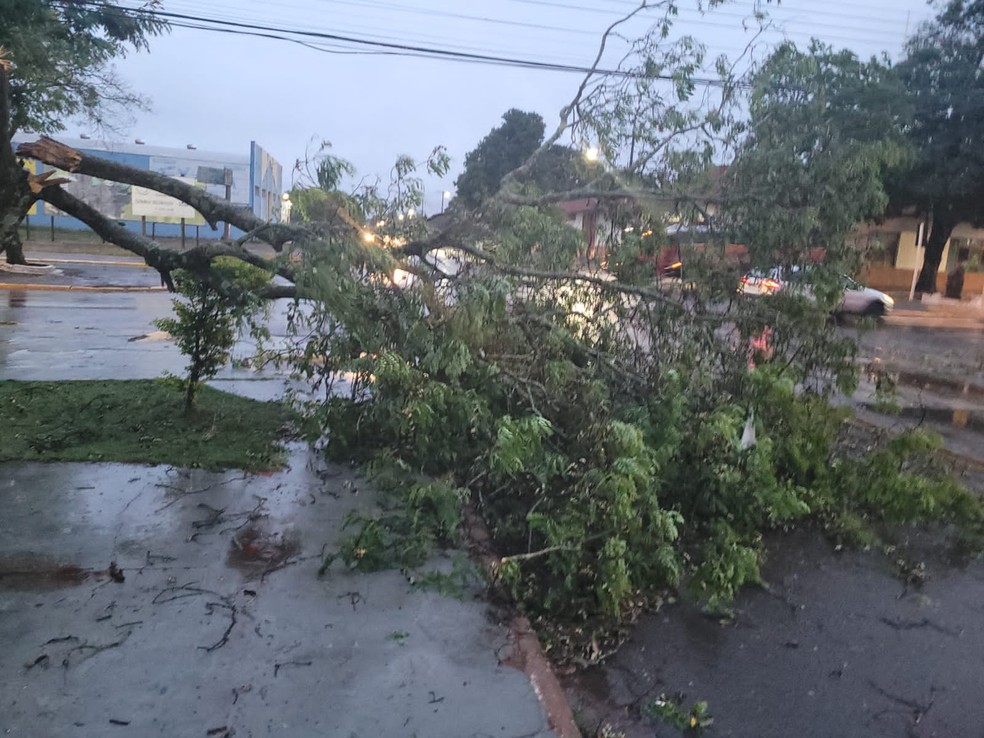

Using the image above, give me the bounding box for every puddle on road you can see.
[0,556,102,590]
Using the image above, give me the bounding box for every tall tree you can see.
[0,0,166,264]
[731,41,909,273]
[893,0,984,293]
[454,109,546,209]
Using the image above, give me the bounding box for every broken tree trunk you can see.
[0,64,34,265]
[39,185,299,297]
[15,137,355,251]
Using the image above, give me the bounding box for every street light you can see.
[280,192,292,224]
[441,190,451,214]
[584,146,601,163]
[407,208,416,219]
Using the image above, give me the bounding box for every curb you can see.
[850,415,984,470]
[462,504,582,738]
[0,283,165,293]
[883,314,984,329]
[860,358,984,398]
[39,257,150,268]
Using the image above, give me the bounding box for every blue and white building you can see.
[15,137,284,240]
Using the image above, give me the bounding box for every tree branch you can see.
[17,137,310,250]
[500,186,734,208]
[0,65,39,253]
[39,185,298,295]
[497,0,655,194]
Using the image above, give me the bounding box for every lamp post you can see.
[280,192,292,224]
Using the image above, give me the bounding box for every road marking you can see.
[0,283,165,293]
[31,257,150,268]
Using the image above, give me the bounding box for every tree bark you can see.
[0,65,31,265]
[0,228,26,264]
[915,211,956,294]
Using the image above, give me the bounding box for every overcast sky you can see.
[107,0,937,212]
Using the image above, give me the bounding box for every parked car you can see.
[739,266,895,317]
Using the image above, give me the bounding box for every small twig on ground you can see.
[339,591,364,610]
[868,680,937,725]
[152,583,239,652]
[63,629,134,668]
[201,601,237,652]
[273,660,313,677]
[220,497,268,534]
[154,473,250,511]
[192,503,227,530]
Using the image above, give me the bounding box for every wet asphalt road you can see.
[855,323,984,387]
[0,286,294,402]
[568,530,984,738]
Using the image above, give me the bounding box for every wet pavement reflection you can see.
[0,453,552,737]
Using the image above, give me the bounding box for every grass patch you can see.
[0,379,297,470]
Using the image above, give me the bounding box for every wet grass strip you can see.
[0,380,295,470]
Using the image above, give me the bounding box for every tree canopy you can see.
[0,0,166,264]
[0,0,167,134]
[892,0,984,292]
[454,108,546,209]
[731,41,909,273]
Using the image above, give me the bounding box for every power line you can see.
[62,0,742,86]
[163,0,918,64]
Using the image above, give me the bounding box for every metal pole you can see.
[181,218,186,249]
[24,215,30,241]
[223,168,232,240]
[141,216,146,237]
[908,220,926,301]
[50,216,54,242]
[196,225,200,247]
[152,221,156,240]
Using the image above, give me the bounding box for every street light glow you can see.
[584,146,601,162]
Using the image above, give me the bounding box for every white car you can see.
[739,267,895,317]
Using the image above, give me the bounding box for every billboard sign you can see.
[131,177,199,219]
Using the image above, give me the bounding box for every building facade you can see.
[858,217,984,296]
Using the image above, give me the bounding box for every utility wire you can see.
[62,0,743,86]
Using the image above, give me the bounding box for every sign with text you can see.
[131,177,198,219]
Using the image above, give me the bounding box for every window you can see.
[948,237,984,272]
[859,232,900,267]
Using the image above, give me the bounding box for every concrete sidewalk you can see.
[0,453,556,737]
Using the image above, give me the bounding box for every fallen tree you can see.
[7,1,982,661]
